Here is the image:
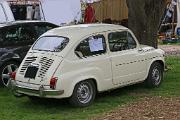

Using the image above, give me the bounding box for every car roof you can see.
[43,24,128,42]
[0,20,57,28]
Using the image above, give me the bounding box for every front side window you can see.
[33,36,69,52]
[108,31,137,52]
[108,31,128,52]
[128,32,137,49]
[75,35,106,58]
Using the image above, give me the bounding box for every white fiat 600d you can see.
[12,24,165,107]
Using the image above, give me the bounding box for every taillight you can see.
[50,77,58,89]
[9,72,16,80]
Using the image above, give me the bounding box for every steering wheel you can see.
[112,42,123,51]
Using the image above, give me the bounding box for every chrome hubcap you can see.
[152,67,161,85]
[2,64,18,87]
[77,82,92,104]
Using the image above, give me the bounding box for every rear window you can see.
[32,36,69,52]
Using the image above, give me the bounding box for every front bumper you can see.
[11,80,64,98]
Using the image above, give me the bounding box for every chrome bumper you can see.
[11,80,64,97]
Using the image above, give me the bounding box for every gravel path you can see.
[159,45,180,56]
[92,97,180,120]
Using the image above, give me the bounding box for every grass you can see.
[158,41,180,45]
[0,57,180,120]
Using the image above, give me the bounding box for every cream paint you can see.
[15,24,165,99]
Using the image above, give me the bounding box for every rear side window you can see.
[19,24,36,42]
[33,36,69,52]
[34,24,57,37]
[75,35,106,58]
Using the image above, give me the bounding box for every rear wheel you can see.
[145,62,163,88]
[69,80,96,107]
[0,61,19,87]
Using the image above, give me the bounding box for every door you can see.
[108,31,147,85]
[74,34,112,89]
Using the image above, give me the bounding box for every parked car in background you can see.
[12,24,165,107]
[0,21,58,87]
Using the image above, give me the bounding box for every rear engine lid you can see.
[17,51,63,85]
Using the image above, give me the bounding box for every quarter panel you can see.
[55,54,113,97]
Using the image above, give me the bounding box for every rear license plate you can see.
[24,66,38,79]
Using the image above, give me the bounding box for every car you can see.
[0,21,58,87]
[11,24,165,107]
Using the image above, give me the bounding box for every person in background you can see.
[33,5,41,20]
[84,2,95,23]
[26,5,33,20]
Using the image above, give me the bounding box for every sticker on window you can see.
[89,38,104,52]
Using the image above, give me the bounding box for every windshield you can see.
[33,36,69,52]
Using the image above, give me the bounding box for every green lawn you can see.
[0,57,180,120]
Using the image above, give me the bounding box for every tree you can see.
[126,0,166,48]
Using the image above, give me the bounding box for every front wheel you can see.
[69,80,96,107]
[0,61,19,87]
[145,62,163,88]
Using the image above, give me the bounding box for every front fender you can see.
[145,56,165,80]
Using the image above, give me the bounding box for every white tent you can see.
[0,0,81,25]
[40,0,81,25]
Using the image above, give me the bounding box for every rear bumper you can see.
[11,80,64,98]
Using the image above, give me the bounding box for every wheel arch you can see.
[0,59,21,68]
[155,60,165,71]
[145,59,164,88]
[75,78,98,92]
[67,77,99,98]
[146,59,165,79]
[84,78,98,92]
[68,78,98,107]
